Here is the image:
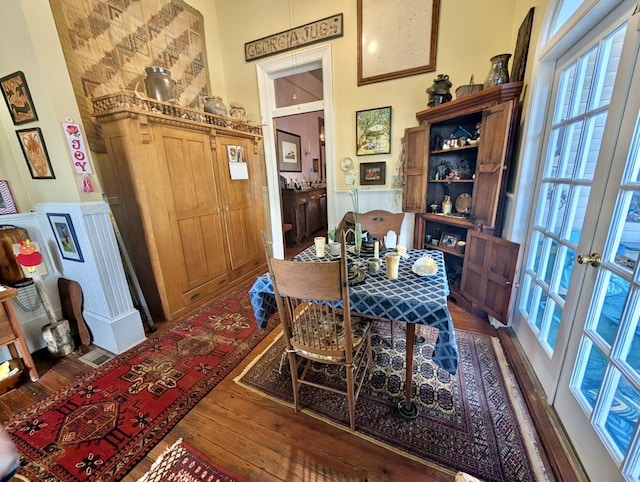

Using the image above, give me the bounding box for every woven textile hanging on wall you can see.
[49,0,211,153]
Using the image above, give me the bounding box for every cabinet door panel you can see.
[160,128,227,298]
[470,100,514,227]
[224,206,259,271]
[403,125,429,213]
[215,136,264,274]
[461,230,519,323]
[178,215,227,288]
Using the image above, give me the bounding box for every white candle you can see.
[374,241,379,259]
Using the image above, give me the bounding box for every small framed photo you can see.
[0,181,17,215]
[0,71,38,125]
[47,213,84,262]
[356,106,391,155]
[16,128,55,179]
[440,232,460,250]
[359,161,386,186]
[276,130,302,172]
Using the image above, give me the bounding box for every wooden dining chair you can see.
[359,210,404,249]
[264,234,373,431]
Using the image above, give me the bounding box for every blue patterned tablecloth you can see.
[249,248,458,374]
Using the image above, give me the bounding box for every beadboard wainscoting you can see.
[332,188,413,248]
[0,202,145,359]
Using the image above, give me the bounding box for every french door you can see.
[516,2,640,480]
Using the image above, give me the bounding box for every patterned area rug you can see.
[236,324,554,482]
[139,438,246,482]
[5,282,277,481]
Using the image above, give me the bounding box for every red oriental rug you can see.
[5,281,276,481]
[139,438,246,482]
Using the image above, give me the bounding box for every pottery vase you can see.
[484,53,511,88]
[144,66,177,102]
[204,96,228,116]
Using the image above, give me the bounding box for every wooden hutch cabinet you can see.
[93,93,266,322]
[282,187,327,246]
[403,83,522,321]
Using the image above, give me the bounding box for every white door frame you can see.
[256,44,335,258]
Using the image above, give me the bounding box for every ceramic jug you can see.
[484,54,511,88]
[204,96,228,116]
[138,66,177,102]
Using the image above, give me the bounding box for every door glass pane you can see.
[591,24,626,110]
[593,272,628,346]
[536,290,548,331]
[577,338,606,410]
[564,185,591,240]
[549,184,570,235]
[613,190,640,273]
[559,121,584,178]
[576,112,607,180]
[602,373,638,456]
[544,239,560,285]
[545,298,563,349]
[554,244,576,301]
[623,301,640,373]
[536,183,553,227]
[553,64,576,123]
[274,69,323,108]
[571,46,598,118]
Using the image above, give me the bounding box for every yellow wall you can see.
[0,0,103,211]
[208,0,521,190]
[0,0,553,210]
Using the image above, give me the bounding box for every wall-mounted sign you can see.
[245,13,343,62]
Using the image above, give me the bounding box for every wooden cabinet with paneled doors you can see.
[93,93,265,322]
[403,83,522,321]
[282,187,327,247]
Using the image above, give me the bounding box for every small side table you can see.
[0,285,39,382]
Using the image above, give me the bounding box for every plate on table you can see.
[411,255,438,277]
[455,193,472,213]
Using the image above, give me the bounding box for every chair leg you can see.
[346,365,356,431]
[287,352,300,412]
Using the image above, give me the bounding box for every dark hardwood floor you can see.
[0,238,586,481]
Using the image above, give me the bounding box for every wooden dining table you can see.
[249,247,459,419]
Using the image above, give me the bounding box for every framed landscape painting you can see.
[356,106,391,156]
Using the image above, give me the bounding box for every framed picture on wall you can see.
[360,161,386,185]
[16,127,55,179]
[47,213,84,262]
[357,0,440,86]
[0,181,17,215]
[0,70,38,125]
[356,106,391,155]
[277,129,302,172]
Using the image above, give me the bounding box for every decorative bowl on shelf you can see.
[412,256,438,277]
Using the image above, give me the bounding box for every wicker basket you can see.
[455,76,483,99]
[0,359,22,395]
